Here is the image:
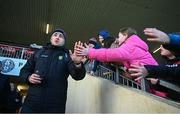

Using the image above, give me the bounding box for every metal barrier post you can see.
[140,77,146,91]
[115,65,119,84]
[140,76,150,92]
[20,48,25,59]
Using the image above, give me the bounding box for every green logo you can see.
[58,56,63,60]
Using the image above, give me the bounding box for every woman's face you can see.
[98,35,104,44]
[117,32,127,45]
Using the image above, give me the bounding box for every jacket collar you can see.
[43,43,69,53]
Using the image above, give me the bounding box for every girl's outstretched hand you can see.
[74,41,90,56]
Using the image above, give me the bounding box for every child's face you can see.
[98,35,104,44]
[117,32,127,45]
[50,32,65,46]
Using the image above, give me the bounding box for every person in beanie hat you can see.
[88,37,101,49]
[20,28,86,113]
[158,45,180,101]
[51,29,67,39]
[98,29,110,46]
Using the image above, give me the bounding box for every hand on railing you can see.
[128,64,149,78]
[146,78,159,85]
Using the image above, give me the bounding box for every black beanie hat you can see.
[51,29,67,39]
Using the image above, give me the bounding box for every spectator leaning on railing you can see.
[75,27,158,77]
[129,28,180,82]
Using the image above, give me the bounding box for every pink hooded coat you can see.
[88,35,158,68]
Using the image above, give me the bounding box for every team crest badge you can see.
[58,56,63,60]
[1,59,15,73]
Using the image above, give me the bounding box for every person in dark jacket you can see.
[158,45,180,101]
[0,61,11,112]
[142,45,180,98]
[20,28,86,113]
[87,37,101,75]
[6,83,22,113]
[98,29,111,47]
[129,64,180,84]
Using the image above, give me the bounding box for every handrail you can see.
[86,63,141,90]
[85,62,180,101]
[159,80,180,93]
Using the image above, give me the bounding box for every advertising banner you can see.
[0,57,27,76]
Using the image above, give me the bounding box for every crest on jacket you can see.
[58,56,63,60]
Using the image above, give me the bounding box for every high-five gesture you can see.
[70,41,84,64]
[74,41,90,56]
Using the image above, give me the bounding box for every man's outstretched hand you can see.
[70,41,85,65]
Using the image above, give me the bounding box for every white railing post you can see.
[20,48,25,59]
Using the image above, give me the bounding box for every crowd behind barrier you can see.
[0,42,179,112]
[1,42,180,98]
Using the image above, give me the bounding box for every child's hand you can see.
[74,41,90,56]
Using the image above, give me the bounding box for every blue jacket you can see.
[165,33,180,55]
[168,33,180,45]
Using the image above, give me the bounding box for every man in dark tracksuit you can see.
[20,29,86,113]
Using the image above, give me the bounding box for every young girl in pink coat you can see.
[76,27,158,71]
[75,27,168,97]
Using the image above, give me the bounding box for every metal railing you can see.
[159,80,180,93]
[85,62,180,95]
[86,63,141,90]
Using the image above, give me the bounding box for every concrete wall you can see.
[66,74,180,113]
